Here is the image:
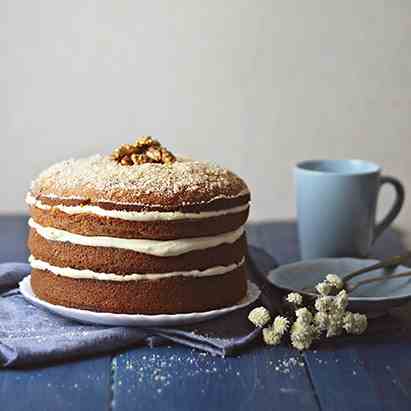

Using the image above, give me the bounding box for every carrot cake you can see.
[26,137,250,314]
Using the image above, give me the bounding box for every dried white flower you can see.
[248,306,271,327]
[325,311,344,338]
[286,292,303,306]
[273,316,290,336]
[314,311,329,331]
[295,307,313,324]
[326,274,344,291]
[290,320,309,339]
[290,320,314,350]
[262,327,282,345]
[316,281,332,296]
[352,313,368,335]
[277,274,368,350]
[335,290,349,311]
[315,296,335,313]
[287,292,303,305]
[343,312,368,335]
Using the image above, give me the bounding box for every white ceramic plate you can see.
[19,276,260,327]
[268,258,411,315]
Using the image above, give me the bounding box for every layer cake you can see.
[26,138,250,314]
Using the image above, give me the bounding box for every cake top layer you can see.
[30,154,249,208]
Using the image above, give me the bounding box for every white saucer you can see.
[19,276,260,327]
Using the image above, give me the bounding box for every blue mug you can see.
[295,159,405,259]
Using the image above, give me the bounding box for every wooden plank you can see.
[112,345,320,411]
[0,356,112,411]
[304,342,383,411]
[304,332,411,411]
[338,305,411,410]
[357,336,411,410]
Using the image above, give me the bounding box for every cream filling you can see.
[28,219,245,256]
[26,192,249,222]
[29,255,245,281]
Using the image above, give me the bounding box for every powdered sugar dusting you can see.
[30,155,249,206]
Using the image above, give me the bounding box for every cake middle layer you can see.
[28,218,245,256]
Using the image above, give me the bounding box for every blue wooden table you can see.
[1,216,411,411]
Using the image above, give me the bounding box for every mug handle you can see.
[373,176,405,242]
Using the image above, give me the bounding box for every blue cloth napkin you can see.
[0,246,278,367]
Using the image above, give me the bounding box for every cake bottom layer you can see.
[31,267,248,314]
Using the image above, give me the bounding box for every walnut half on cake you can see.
[26,137,250,314]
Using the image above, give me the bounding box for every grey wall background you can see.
[2,0,411,227]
